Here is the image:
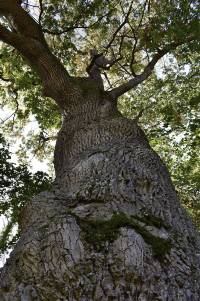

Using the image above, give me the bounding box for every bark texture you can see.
[0,79,200,301]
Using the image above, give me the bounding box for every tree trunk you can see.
[0,78,200,301]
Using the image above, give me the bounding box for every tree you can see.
[0,0,200,300]
[0,134,52,254]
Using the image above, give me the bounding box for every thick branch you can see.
[110,37,196,98]
[0,0,44,40]
[110,50,167,98]
[86,49,122,90]
[0,0,72,107]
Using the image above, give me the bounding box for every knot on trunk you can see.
[86,49,116,89]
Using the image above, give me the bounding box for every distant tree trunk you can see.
[0,77,200,301]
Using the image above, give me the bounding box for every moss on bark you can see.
[71,211,172,257]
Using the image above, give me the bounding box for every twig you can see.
[38,0,43,25]
[0,90,19,125]
[104,0,134,50]
[103,72,112,89]
[43,10,113,35]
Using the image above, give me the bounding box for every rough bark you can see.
[0,78,200,301]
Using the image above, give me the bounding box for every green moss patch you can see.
[71,211,172,258]
[134,213,170,229]
[76,212,129,251]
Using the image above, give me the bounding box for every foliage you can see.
[118,50,200,228]
[0,134,52,254]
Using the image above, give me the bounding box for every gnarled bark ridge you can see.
[0,76,200,301]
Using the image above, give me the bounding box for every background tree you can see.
[0,134,52,256]
[0,0,199,300]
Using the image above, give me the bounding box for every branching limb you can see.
[110,37,196,99]
[43,10,113,35]
[0,89,19,126]
[105,0,134,50]
[0,0,72,107]
[103,72,112,89]
[128,0,148,76]
[39,131,57,143]
[0,0,44,41]
[86,50,105,89]
[38,0,43,25]
[29,131,57,159]
[86,49,122,89]
[110,49,167,98]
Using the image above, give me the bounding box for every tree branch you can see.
[38,0,43,25]
[0,0,44,41]
[110,37,196,98]
[43,10,113,36]
[128,0,148,77]
[104,1,134,50]
[0,88,19,127]
[110,49,167,98]
[86,49,122,89]
[0,0,72,108]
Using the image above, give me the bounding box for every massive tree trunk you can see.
[0,76,200,300]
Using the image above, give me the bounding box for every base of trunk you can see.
[1,141,200,301]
